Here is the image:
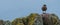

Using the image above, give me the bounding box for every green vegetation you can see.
[0,13,60,25]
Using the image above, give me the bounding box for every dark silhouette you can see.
[42,4,47,11]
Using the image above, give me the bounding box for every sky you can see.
[0,0,60,21]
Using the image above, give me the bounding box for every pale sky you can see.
[0,0,60,21]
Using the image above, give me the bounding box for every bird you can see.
[42,4,47,11]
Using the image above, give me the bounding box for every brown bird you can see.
[42,4,47,11]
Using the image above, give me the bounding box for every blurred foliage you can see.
[4,20,11,25]
[0,20,4,25]
[27,13,39,25]
[12,18,24,25]
[22,17,28,25]
[0,13,60,25]
[51,14,59,25]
